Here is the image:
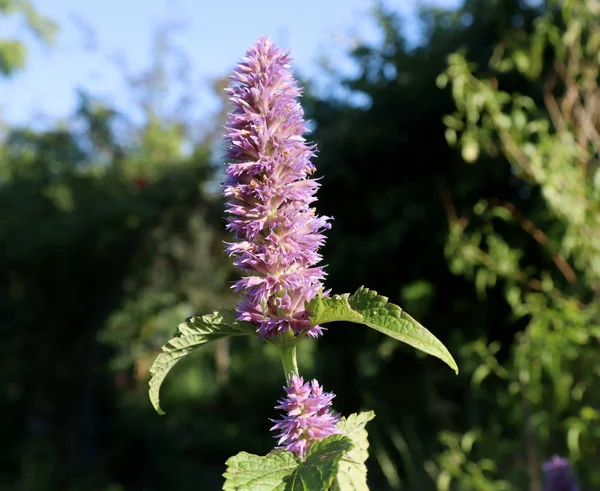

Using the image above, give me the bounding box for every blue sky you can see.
[0,0,460,125]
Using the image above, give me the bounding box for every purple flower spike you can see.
[223,37,331,339]
[270,374,340,458]
[543,455,579,491]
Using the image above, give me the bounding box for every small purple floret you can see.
[543,455,579,491]
[270,374,340,458]
[223,37,331,339]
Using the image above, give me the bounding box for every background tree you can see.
[432,0,599,489]
[0,0,56,77]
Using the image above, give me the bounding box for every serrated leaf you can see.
[149,309,256,415]
[308,293,364,326]
[308,287,458,374]
[223,435,353,491]
[287,435,354,491]
[223,450,298,491]
[333,411,375,491]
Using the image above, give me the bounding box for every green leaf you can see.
[289,436,354,490]
[0,39,27,76]
[223,435,353,491]
[333,411,375,491]
[223,450,298,491]
[307,293,364,326]
[308,287,458,374]
[148,309,256,415]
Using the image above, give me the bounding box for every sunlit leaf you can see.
[308,287,458,374]
[332,411,375,491]
[149,309,256,414]
[223,435,353,491]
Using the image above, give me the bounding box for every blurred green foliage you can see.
[433,0,600,489]
[0,0,56,76]
[1,0,599,489]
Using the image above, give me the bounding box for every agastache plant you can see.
[148,37,458,490]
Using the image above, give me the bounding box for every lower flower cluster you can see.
[270,374,340,458]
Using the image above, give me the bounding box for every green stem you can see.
[278,329,299,383]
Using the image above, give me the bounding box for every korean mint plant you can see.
[148,37,457,491]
